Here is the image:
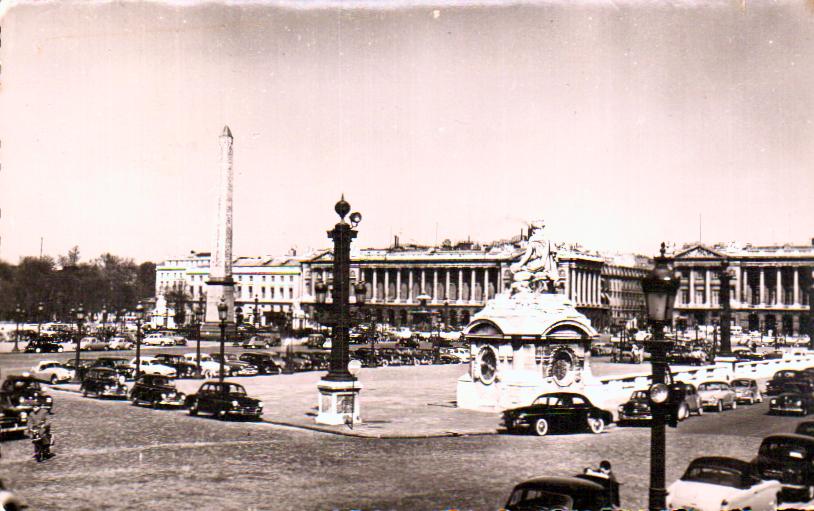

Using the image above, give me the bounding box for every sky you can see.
[0,0,813,264]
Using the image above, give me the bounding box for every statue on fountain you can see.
[510,220,562,295]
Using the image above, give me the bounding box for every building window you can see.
[681,290,689,305]
[271,288,275,299]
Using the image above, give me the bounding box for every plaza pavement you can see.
[51,360,683,438]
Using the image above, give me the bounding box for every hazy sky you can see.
[1,0,813,264]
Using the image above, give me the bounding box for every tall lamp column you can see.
[718,259,733,358]
[13,305,22,353]
[36,302,44,337]
[218,298,228,383]
[641,243,680,511]
[73,305,86,382]
[134,302,145,379]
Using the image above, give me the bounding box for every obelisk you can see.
[202,126,236,337]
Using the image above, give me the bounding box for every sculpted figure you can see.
[510,220,561,294]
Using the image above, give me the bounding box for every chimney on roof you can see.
[291,247,297,256]
[394,235,400,248]
[811,238,814,247]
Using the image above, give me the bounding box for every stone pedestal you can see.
[316,379,362,425]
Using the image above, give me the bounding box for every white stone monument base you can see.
[316,379,362,425]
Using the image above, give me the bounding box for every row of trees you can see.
[0,247,156,322]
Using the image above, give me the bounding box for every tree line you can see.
[0,246,156,322]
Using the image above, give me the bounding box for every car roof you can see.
[699,380,729,385]
[762,433,814,446]
[536,392,585,399]
[513,476,605,493]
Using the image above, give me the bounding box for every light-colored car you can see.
[731,378,763,404]
[108,336,134,350]
[31,360,74,384]
[131,357,177,377]
[80,336,109,351]
[143,333,175,346]
[667,457,781,511]
[448,347,471,363]
[698,381,738,412]
[182,353,223,378]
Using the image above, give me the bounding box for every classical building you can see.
[672,243,814,335]
[154,251,306,329]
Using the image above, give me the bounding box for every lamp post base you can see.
[315,379,362,426]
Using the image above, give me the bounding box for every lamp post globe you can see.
[73,305,86,381]
[217,297,228,383]
[13,304,22,353]
[37,301,45,337]
[641,242,680,511]
[134,302,145,379]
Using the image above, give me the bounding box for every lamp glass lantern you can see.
[135,302,145,321]
[354,281,367,305]
[641,244,680,324]
[75,305,86,322]
[217,298,228,322]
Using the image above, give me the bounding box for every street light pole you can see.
[641,243,680,511]
[37,302,44,337]
[719,259,733,357]
[218,297,228,383]
[13,305,22,353]
[135,302,145,379]
[73,305,86,382]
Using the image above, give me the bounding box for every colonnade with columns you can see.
[679,264,812,309]
[564,264,604,308]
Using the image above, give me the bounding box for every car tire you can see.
[731,400,737,410]
[587,416,605,434]
[678,404,689,421]
[57,346,64,353]
[50,375,58,385]
[757,394,764,404]
[696,404,704,416]
[716,401,724,413]
[533,418,549,436]
[35,348,41,353]
[189,400,198,416]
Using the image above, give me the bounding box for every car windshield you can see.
[760,440,809,461]
[682,466,747,489]
[776,371,798,379]
[630,391,648,400]
[699,383,726,391]
[732,380,751,388]
[507,489,573,510]
[224,384,246,395]
[151,377,170,386]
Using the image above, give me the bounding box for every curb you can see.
[49,386,497,439]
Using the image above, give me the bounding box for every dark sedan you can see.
[130,374,186,408]
[24,338,64,353]
[187,381,263,420]
[1,375,53,412]
[154,353,201,379]
[766,370,813,396]
[238,352,283,375]
[757,433,814,502]
[505,474,619,511]
[501,392,613,436]
[769,382,814,416]
[209,353,259,377]
[0,393,30,439]
[80,367,128,399]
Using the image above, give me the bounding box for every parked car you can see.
[153,353,201,378]
[64,359,96,381]
[107,336,134,350]
[132,357,177,378]
[501,392,613,436]
[505,473,619,511]
[667,346,708,366]
[618,383,702,424]
[129,374,186,408]
[243,336,272,349]
[171,335,188,346]
[0,392,30,439]
[209,353,259,377]
[186,381,263,420]
[796,421,814,438]
[238,352,283,375]
[766,370,813,396]
[80,367,128,399]
[80,336,109,351]
[1,375,53,412]
[31,360,74,384]
[731,378,763,404]
[91,357,135,381]
[667,457,781,511]
[24,338,64,353]
[769,382,814,416]
[757,433,814,502]
[698,381,737,412]
[611,342,644,364]
[182,353,223,378]
[143,333,175,347]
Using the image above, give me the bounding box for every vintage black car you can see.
[129,374,186,408]
[91,357,134,380]
[769,382,814,416]
[617,383,702,424]
[766,370,814,396]
[24,338,64,353]
[617,390,653,422]
[0,393,30,438]
[80,367,129,399]
[154,353,201,378]
[64,359,96,382]
[209,353,259,377]
[238,352,283,375]
[187,381,263,420]
[1,375,53,412]
[757,433,814,502]
[505,474,619,511]
[501,392,613,436]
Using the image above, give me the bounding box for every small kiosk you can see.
[456,220,599,411]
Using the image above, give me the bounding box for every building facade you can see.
[672,243,814,335]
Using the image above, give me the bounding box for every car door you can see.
[570,395,591,426]
[197,384,213,412]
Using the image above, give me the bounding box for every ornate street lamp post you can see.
[218,297,228,383]
[101,305,109,342]
[642,243,680,511]
[233,306,243,346]
[73,305,86,382]
[13,304,22,353]
[134,302,145,379]
[36,302,44,337]
[254,296,260,328]
[194,301,204,371]
[314,195,366,425]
